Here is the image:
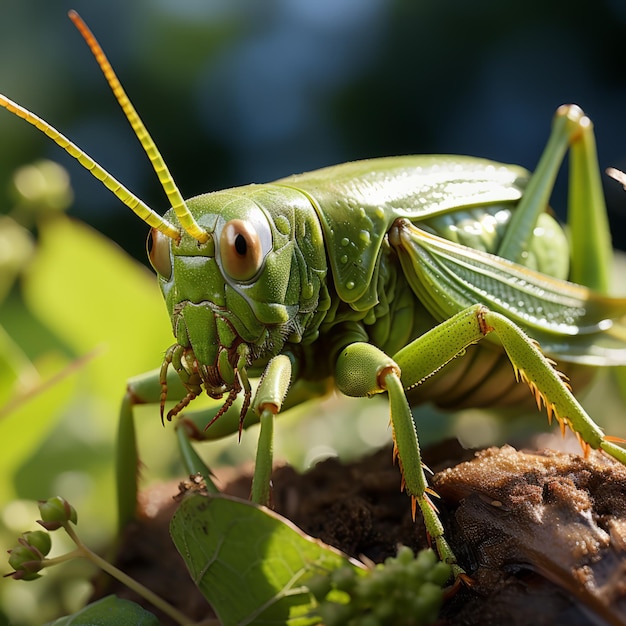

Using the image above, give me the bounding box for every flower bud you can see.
[6,545,44,581]
[37,496,77,530]
[22,531,51,557]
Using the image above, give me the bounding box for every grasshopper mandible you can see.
[2,12,626,578]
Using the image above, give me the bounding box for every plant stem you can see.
[42,548,83,567]
[62,522,195,625]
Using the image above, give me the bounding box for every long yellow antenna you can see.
[0,92,180,239]
[68,10,208,243]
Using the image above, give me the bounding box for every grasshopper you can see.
[2,12,626,578]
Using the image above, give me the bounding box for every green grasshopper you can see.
[2,12,626,579]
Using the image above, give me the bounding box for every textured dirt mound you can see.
[101,441,626,625]
[434,445,626,626]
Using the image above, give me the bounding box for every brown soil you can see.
[100,439,626,625]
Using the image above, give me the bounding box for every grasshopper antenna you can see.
[0,94,180,239]
[67,10,208,243]
[607,167,626,191]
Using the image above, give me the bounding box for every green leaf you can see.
[23,215,172,403]
[170,492,366,626]
[45,595,159,626]
[10,214,176,528]
[0,349,76,501]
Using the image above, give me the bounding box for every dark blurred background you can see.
[1,0,625,261]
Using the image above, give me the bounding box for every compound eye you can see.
[219,219,267,282]
[147,227,172,280]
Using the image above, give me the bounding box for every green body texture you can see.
[1,13,626,581]
[153,149,625,417]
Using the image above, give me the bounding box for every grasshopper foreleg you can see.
[335,341,464,578]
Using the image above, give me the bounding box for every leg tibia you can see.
[335,341,461,574]
[496,105,612,291]
[117,390,139,530]
[384,370,462,575]
[250,355,292,506]
[566,107,612,292]
[481,309,605,450]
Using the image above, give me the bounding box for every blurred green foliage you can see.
[0,160,172,623]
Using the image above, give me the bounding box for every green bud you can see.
[395,545,415,565]
[407,558,428,582]
[7,545,44,581]
[22,531,51,557]
[315,602,354,626]
[306,574,332,601]
[11,160,73,213]
[352,574,381,600]
[37,496,77,530]
[412,582,444,622]
[330,566,356,592]
[372,597,395,621]
[427,561,452,586]
[414,548,437,570]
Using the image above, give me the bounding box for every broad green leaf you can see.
[23,215,172,405]
[45,595,159,626]
[0,350,77,501]
[15,215,177,518]
[170,493,365,626]
[1,214,180,542]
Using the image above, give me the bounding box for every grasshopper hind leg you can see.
[497,105,613,293]
[335,298,626,579]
